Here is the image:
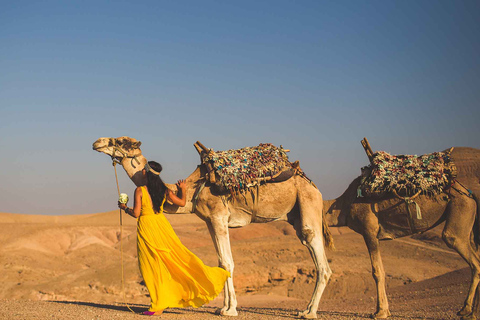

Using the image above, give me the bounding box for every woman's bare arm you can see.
[167,180,186,207]
[118,186,142,218]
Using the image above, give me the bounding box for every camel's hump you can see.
[450,147,480,195]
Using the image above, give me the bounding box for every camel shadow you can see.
[236,307,301,319]
[239,308,443,319]
[320,310,443,320]
[237,307,373,319]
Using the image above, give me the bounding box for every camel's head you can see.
[92,136,142,161]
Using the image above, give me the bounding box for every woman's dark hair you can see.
[145,161,167,213]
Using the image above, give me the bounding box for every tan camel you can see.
[92,136,334,319]
[323,146,480,320]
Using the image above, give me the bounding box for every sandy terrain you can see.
[0,210,471,319]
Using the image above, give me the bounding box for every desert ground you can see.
[0,210,472,319]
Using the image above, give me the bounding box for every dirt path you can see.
[0,298,463,320]
[0,269,469,320]
[0,299,358,320]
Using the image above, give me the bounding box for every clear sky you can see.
[1,1,479,215]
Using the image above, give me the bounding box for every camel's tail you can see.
[322,212,335,250]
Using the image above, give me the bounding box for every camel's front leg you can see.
[363,233,391,319]
[206,218,238,317]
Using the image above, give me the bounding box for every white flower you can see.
[119,193,129,204]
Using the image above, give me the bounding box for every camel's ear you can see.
[134,141,142,149]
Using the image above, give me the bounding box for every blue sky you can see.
[1,1,479,215]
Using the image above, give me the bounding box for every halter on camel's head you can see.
[92,136,143,167]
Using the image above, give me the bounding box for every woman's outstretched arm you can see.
[167,179,187,207]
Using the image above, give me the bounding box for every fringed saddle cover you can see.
[204,143,292,193]
[360,149,457,197]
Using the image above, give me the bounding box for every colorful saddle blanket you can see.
[204,143,292,193]
[360,149,457,197]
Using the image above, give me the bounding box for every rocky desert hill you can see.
[0,210,472,319]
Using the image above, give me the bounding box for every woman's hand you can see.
[167,179,187,207]
[118,202,127,211]
[176,179,186,190]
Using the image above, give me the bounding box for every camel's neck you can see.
[120,154,148,186]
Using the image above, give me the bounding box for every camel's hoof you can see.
[458,306,473,317]
[298,310,317,319]
[371,309,391,319]
[461,314,477,320]
[216,307,238,317]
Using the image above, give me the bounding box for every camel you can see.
[323,144,480,320]
[92,136,334,319]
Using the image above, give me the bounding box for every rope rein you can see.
[112,160,136,314]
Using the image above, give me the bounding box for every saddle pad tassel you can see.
[357,187,363,198]
[406,198,422,220]
[415,201,422,220]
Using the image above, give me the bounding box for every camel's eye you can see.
[123,141,132,151]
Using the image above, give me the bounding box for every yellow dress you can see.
[136,186,230,311]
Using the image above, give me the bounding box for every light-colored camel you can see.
[323,146,480,320]
[93,136,334,319]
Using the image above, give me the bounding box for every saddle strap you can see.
[191,181,206,213]
[450,179,473,198]
[251,185,259,223]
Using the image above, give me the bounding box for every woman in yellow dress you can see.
[118,161,230,316]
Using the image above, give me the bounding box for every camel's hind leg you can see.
[441,195,479,320]
[206,216,238,317]
[297,235,332,319]
[295,186,332,319]
[469,288,480,320]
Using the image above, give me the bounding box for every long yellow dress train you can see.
[136,186,230,312]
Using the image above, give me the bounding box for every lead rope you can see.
[112,161,137,314]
